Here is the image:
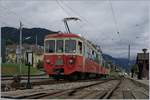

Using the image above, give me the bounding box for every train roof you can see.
[45,32,81,39]
[45,32,102,53]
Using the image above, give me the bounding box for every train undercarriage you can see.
[50,72,108,81]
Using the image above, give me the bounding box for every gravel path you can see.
[110,78,149,99]
[1,80,101,98]
[2,78,148,99]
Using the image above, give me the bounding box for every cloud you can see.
[0,0,149,59]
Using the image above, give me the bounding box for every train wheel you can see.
[67,75,75,81]
[77,73,82,80]
[104,74,107,78]
[64,76,68,81]
[79,73,85,80]
[96,74,99,79]
[85,73,89,79]
[49,75,52,78]
[52,76,60,81]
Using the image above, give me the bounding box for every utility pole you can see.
[63,17,80,33]
[0,25,1,64]
[36,33,37,49]
[128,44,130,69]
[19,22,23,74]
[35,33,38,67]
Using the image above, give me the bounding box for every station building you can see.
[136,49,149,80]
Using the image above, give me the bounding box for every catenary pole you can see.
[128,44,130,69]
[19,22,23,74]
[0,25,1,64]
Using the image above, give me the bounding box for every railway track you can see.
[2,76,115,92]
[1,75,49,81]
[121,89,149,99]
[110,78,149,99]
[2,78,120,99]
[2,77,149,99]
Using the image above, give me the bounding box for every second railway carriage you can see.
[43,32,110,80]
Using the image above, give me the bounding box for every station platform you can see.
[135,79,149,86]
[127,76,149,90]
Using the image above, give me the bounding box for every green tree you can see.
[131,64,138,73]
[6,39,14,45]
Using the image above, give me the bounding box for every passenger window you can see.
[78,41,82,54]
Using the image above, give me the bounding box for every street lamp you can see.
[26,51,33,89]
[23,34,38,68]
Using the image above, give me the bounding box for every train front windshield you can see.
[45,39,76,53]
[65,40,76,53]
[45,40,55,53]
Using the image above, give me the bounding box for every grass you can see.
[109,69,120,78]
[1,63,42,76]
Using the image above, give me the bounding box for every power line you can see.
[59,0,97,39]
[108,0,119,34]
[108,0,123,47]
[0,5,21,21]
[56,0,123,54]
[0,4,38,27]
[60,0,89,24]
[55,0,72,17]
[0,21,11,27]
[59,0,112,42]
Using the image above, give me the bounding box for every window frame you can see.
[44,38,83,55]
[65,39,76,53]
[44,39,56,53]
[56,39,64,53]
[77,40,83,55]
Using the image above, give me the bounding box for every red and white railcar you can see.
[43,32,110,79]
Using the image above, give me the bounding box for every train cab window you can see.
[56,40,63,53]
[65,40,76,53]
[45,40,55,53]
[45,41,49,53]
[78,41,82,54]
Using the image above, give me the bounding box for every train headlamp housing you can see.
[68,58,74,64]
[46,59,50,64]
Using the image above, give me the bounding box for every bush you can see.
[36,60,44,69]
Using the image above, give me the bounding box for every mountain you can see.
[1,27,58,46]
[103,54,136,71]
[1,27,135,70]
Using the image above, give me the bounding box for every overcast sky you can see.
[0,0,149,59]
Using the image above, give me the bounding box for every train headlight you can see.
[46,59,50,64]
[69,59,74,64]
[72,55,76,58]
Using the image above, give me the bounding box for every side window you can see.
[92,50,95,61]
[95,53,100,63]
[85,45,88,58]
[78,41,82,54]
[103,61,105,67]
